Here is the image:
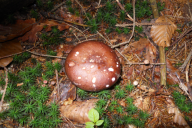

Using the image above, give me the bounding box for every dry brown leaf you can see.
[166,98,190,128]
[0,38,22,67]
[0,19,35,42]
[43,20,69,32]
[60,99,98,124]
[19,19,69,43]
[150,16,177,47]
[20,24,43,43]
[124,38,150,54]
[49,79,76,105]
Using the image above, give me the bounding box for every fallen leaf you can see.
[166,98,190,128]
[150,16,177,47]
[0,38,22,67]
[60,99,98,124]
[0,19,35,42]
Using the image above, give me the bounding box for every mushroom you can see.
[65,40,121,91]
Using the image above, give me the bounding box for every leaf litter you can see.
[0,0,192,128]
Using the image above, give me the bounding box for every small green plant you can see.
[165,47,169,51]
[54,62,62,71]
[97,90,111,99]
[120,10,126,21]
[107,105,115,112]
[106,1,114,12]
[157,2,165,12]
[30,10,39,19]
[0,78,5,87]
[126,97,133,104]
[66,0,72,6]
[123,115,133,124]
[85,108,104,128]
[123,28,130,34]
[77,88,88,100]
[172,91,192,113]
[96,10,103,22]
[126,104,137,115]
[105,28,111,34]
[47,0,53,10]
[86,19,98,33]
[139,110,150,120]
[109,17,117,27]
[115,27,122,34]
[116,105,124,114]
[102,116,111,128]
[174,62,183,67]
[96,99,107,108]
[132,118,145,127]
[43,61,56,80]
[115,89,126,99]
[125,83,134,92]
[36,0,42,7]
[176,29,182,33]
[111,100,117,106]
[95,105,105,116]
[42,27,63,47]
[86,13,92,20]
[13,52,31,64]
[68,6,74,13]
[103,12,112,23]
[125,3,132,12]
[135,26,143,33]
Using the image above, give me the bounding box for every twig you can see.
[112,0,136,49]
[26,50,66,59]
[179,48,192,72]
[125,62,165,65]
[50,1,66,12]
[185,59,192,101]
[116,22,171,27]
[170,27,192,47]
[74,0,89,20]
[116,0,133,21]
[55,69,59,99]
[187,0,192,21]
[0,67,8,112]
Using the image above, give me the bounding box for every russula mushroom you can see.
[65,40,121,91]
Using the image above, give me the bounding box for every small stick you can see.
[26,50,66,59]
[50,1,66,12]
[0,67,8,112]
[179,48,192,72]
[112,0,136,49]
[185,60,192,101]
[116,22,171,27]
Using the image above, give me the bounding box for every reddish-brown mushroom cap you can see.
[65,40,121,91]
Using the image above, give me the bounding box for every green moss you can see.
[0,62,62,127]
[172,91,192,113]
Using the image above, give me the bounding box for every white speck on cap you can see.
[106,85,109,87]
[90,59,94,62]
[69,62,75,67]
[112,77,116,82]
[104,69,106,72]
[93,84,96,87]
[82,67,86,69]
[75,51,79,56]
[91,65,94,68]
[116,65,119,67]
[92,77,96,83]
[78,77,81,79]
[108,68,114,72]
[133,81,139,86]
